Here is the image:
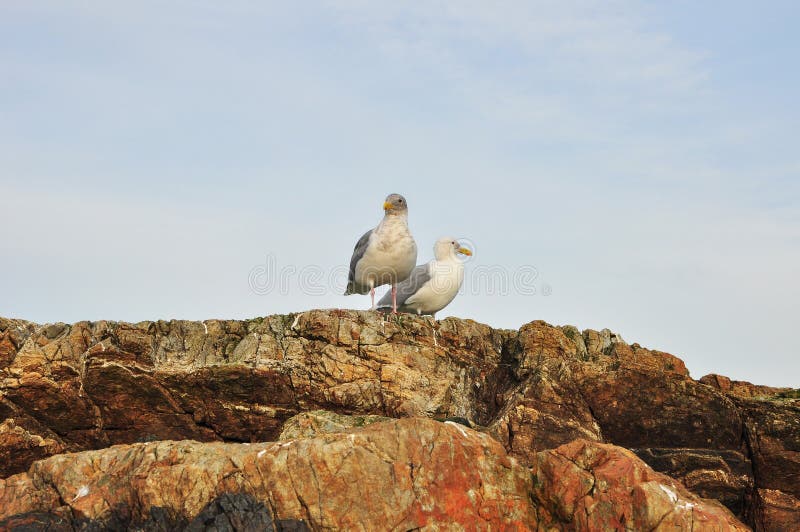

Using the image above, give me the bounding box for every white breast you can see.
[405,259,464,314]
[354,216,417,288]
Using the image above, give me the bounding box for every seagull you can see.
[344,193,418,313]
[376,237,472,317]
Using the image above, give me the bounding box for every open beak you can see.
[457,246,472,256]
[383,201,393,211]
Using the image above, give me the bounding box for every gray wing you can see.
[344,229,373,294]
[377,264,432,309]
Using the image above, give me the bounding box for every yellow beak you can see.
[458,247,472,256]
[383,201,393,211]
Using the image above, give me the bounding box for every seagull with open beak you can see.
[377,237,472,317]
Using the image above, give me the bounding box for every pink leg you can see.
[370,287,375,310]
[391,285,398,314]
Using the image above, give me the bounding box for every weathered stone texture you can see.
[1,310,796,529]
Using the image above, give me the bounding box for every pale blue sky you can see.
[1,2,798,386]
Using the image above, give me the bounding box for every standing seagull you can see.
[344,193,418,313]
[377,237,472,317]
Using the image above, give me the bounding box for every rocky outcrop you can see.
[739,397,800,529]
[1,310,797,530]
[0,416,746,530]
[699,374,791,400]
[531,438,746,530]
[0,418,536,529]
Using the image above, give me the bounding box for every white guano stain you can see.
[291,313,302,330]
[658,484,697,511]
[659,484,678,503]
[71,485,90,502]
[445,421,469,439]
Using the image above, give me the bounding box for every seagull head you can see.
[383,193,409,215]
[435,237,472,260]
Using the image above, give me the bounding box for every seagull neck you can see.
[378,212,408,230]
[434,249,460,262]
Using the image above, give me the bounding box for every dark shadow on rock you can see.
[186,493,309,532]
[0,494,308,532]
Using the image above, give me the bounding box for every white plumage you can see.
[377,236,471,317]
[344,193,417,312]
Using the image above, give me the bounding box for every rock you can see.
[0,318,35,363]
[0,310,516,469]
[1,310,796,528]
[700,374,791,399]
[186,493,309,532]
[487,374,603,466]
[0,416,746,530]
[578,368,742,450]
[750,489,800,532]
[486,321,694,464]
[485,321,607,463]
[739,399,800,499]
[531,439,748,530]
[0,397,66,478]
[0,417,536,529]
[0,492,309,531]
[278,409,390,440]
[0,417,64,479]
[632,448,753,517]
